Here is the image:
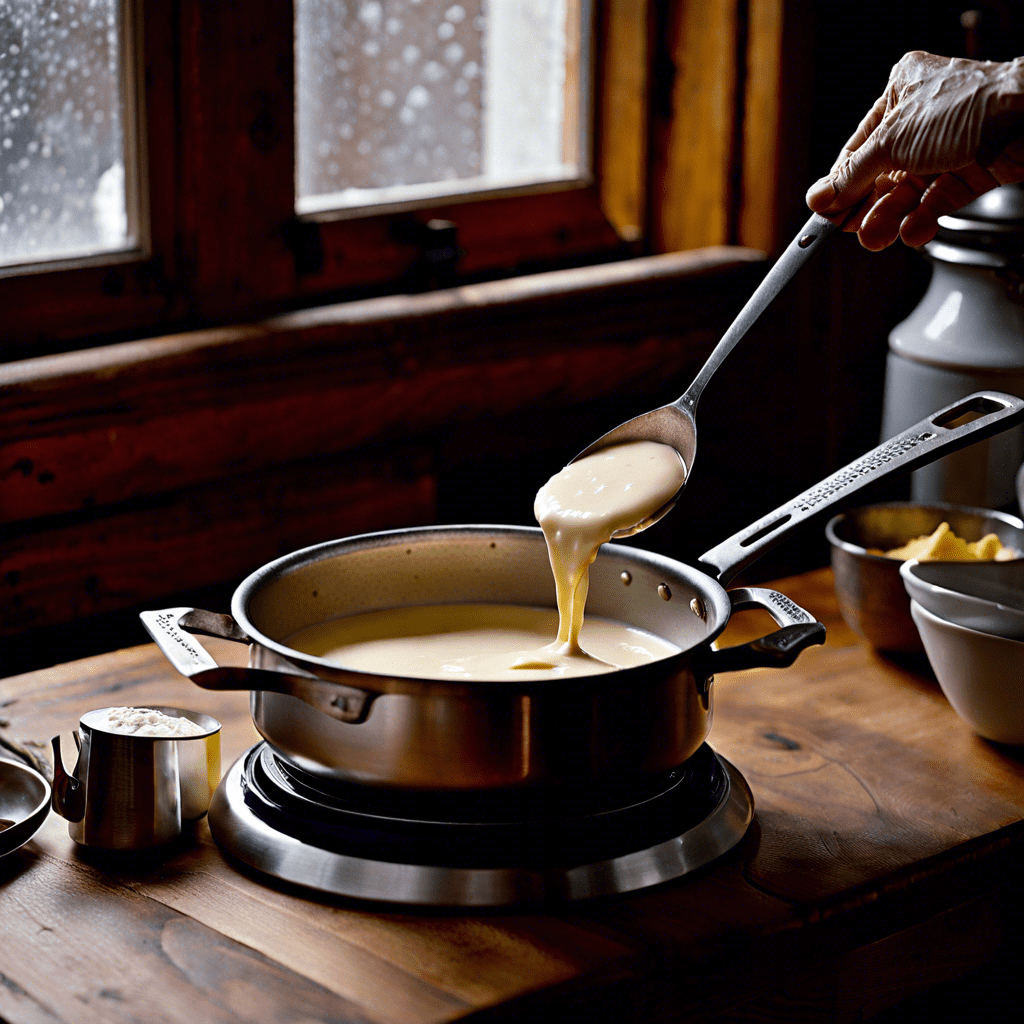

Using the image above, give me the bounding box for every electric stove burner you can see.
[208,743,753,906]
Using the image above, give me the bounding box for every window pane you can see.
[296,0,588,216]
[0,0,136,268]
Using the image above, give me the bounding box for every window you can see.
[2,0,800,656]
[1,0,647,357]
[0,0,140,268]
[0,0,798,360]
[296,0,590,218]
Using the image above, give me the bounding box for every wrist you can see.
[993,57,1024,111]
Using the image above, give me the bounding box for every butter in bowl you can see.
[825,502,1024,652]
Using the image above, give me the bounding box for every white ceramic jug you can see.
[881,185,1024,507]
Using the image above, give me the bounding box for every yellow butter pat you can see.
[882,522,1018,562]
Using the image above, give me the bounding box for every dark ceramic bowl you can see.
[825,502,1024,652]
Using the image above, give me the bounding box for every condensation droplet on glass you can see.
[407,85,430,109]
[362,39,380,58]
[358,1,383,30]
[296,0,579,210]
[339,123,354,139]
[356,140,371,156]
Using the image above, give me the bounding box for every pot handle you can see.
[139,607,377,724]
[696,587,825,678]
[697,391,1024,586]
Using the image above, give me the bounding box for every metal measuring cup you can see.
[50,706,220,849]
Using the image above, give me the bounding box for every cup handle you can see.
[50,734,85,823]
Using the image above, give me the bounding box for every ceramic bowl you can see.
[910,600,1024,745]
[826,502,1024,652]
[900,559,1024,639]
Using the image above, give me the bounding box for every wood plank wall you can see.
[1,250,764,648]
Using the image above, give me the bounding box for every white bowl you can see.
[910,600,1024,745]
[900,559,1024,639]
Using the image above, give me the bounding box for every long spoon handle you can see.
[675,212,837,415]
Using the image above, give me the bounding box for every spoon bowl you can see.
[572,213,839,538]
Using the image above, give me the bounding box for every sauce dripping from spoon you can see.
[512,440,686,673]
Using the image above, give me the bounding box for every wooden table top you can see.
[2,567,1023,1023]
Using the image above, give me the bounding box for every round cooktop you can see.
[208,743,754,906]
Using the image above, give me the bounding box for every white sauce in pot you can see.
[287,440,686,681]
[287,603,681,681]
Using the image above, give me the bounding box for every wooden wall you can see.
[3,250,781,672]
[10,0,1006,673]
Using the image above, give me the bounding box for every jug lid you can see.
[926,184,1024,266]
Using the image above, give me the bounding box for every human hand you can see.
[806,51,1024,250]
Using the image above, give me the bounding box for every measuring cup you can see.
[50,706,220,849]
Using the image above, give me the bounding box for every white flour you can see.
[105,707,205,737]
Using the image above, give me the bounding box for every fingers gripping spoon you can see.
[573,213,838,539]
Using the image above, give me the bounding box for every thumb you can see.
[807,135,894,214]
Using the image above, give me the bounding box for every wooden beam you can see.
[2,457,435,634]
[655,0,741,252]
[1,250,762,525]
[598,0,649,242]
[739,0,813,254]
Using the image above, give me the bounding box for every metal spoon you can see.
[573,212,838,538]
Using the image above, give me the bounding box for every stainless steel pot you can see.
[142,392,1024,791]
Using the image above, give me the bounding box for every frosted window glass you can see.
[296,0,586,216]
[0,0,134,268]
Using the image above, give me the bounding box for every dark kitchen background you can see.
[3,1,1024,677]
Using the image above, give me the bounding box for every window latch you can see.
[390,219,464,291]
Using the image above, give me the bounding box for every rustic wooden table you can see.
[2,568,1023,1023]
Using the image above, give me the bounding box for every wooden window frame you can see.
[0,0,801,358]
[1,1,817,652]
[1,0,659,357]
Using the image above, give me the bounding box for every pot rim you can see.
[229,523,735,691]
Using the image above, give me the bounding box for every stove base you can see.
[208,744,753,906]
